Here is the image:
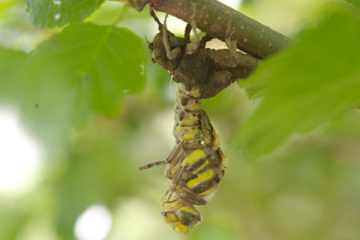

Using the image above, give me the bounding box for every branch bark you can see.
[129,0,289,59]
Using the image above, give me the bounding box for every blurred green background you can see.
[1,0,360,239]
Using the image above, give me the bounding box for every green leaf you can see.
[36,23,146,113]
[0,23,147,148]
[0,204,29,240]
[346,0,360,8]
[0,48,27,104]
[27,0,105,27]
[236,4,360,158]
[0,0,17,15]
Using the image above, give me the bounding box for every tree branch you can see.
[129,0,289,59]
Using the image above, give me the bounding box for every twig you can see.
[128,0,289,59]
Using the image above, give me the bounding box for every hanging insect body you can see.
[140,10,228,233]
[162,84,225,233]
[141,83,225,233]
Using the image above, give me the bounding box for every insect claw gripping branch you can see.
[148,9,258,99]
[140,9,255,233]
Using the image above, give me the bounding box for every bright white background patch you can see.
[221,0,242,8]
[75,204,113,240]
[109,199,181,240]
[0,107,42,195]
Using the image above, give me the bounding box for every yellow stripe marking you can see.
[193,160,208,174]
[180,207,198,216]
[164,213,178,223]
[186,169,214,189]
[175,223,189,233]
[182,149,206,166]
[175,126,181,133]
[181,115,198,125]
[182,131,196,141]
[183,128,199,141]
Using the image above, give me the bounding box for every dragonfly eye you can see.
[178,208,201,226]
[179,212,194,225]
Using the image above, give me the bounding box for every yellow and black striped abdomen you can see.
[158,83,225,233]
[180,148,224,201]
